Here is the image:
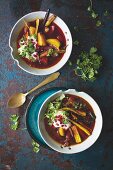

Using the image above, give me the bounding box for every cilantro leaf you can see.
[96,20,102,27]
[91,11,98,19]
[74,47,102,81]
[68,60,72,66]
[10,114,19,130]
[104,10,109,16]
[73,40,79,46]
[32,140,40,153]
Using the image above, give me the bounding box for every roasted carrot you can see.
[38,33,46,46]
[35,18,39,35]
[71,126,81,143]
[45,14,56,27]
[59,127,65,136]
[61,107,86,117]
[40,51,48,58]
[29,26,36,35]
[68,119,90,136]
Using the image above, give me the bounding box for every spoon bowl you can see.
[8,72,60,108]
[8,93,26,108]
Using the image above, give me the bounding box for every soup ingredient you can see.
[61,107,86,117]
[71,126,81,143]
[17,17,66,68]
[46,39,60,49]
[45,14,56,27]
[69,119,90,136]
[29,26,36,35]
[59,127,65,136]
[74,47,102,81]
[50,110,71,130]
[10,114,19,130]
[18,35,37,62]
[44,94,95,146]
[38,33,47,46]
[32,140,40,153]
[35,18,40,34]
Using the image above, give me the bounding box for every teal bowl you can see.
[25,88,66,148]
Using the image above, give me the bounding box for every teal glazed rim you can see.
[25,87,66,148]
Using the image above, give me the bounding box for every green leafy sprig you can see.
[74,47,102,81]
[32,140,40,153]
[10,114,19,130]
[87,0,98,19]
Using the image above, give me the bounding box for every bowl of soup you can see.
[38,89,103,154]
[9,11,72,75]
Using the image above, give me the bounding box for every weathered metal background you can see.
[0,0,113,169]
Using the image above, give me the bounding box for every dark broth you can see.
[44,94,95,146]
[17,20,66,69]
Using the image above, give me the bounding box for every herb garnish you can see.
[87,0,98,19]
[32,140,40,153]
[74,26,78,32]
[10,114,19,130]
[68,60,72,66]
[74,47,102,81]
[45,94,69,125]
[18,35,36,62]
[96,20,102,27]
[73,40,79,46]
[104,10,109,16]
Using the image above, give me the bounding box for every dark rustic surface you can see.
[0,0,113,170]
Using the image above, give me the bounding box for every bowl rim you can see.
[38,89,103,154]
[9,11,72,75]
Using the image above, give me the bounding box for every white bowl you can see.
[38,89,103,154]
[9,11,72,75]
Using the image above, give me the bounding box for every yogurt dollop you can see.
[52,110,71,130]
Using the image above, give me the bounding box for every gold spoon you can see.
[8,72,60,108]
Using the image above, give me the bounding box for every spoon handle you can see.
[26,72,60,95]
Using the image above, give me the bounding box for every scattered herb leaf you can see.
[74,47,102,81]
[32,140,40,153]
[10,114,19,130]
[74,26,78,32]
[87,6,91,12]
[68,60,72,66]
[91,11,98,19]
[104,10,109,16]
[96,20,102,27]
[87,0,98,19]
[73,40,79,46]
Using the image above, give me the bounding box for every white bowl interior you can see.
[9,11,72,75]
[38,89,103,154]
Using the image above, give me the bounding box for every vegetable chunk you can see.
[71,126,81,143]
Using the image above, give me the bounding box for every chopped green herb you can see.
[74,26,78,31]
[87,6,92,12]
[68,60,72,66]
[104,10,109,16]
[91,11,98,19]
[90,47,97,54]
[18,35,36,62]
[74,47,102,81]
[10,114,19,130]
[45,94,68,125]
[73,40,79,46]
[87,0,98,19]
[32,140,40,153]
[96,20,102,27]
[47,48,54,56]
